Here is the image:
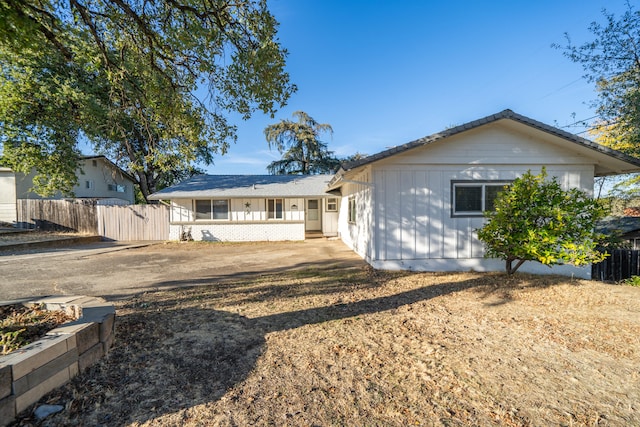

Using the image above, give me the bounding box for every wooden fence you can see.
[96,204,169,241]
[16,199,169,241]
[17,199,98,233]
[592,249,640,282]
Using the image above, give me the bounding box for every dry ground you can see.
[10,247,640,427]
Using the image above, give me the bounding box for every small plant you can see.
[0,304,75,355]
[0,328,26,355]
[621,276,640,287]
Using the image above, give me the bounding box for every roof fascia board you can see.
[338,109,640,174]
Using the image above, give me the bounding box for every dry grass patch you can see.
[12,266,640,426]
[1,304,75,355]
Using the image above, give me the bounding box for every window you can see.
[326,197,338,212]
[108,184,126,193]
[195,199,229,220]
[452,181,510,216]
[212,200,229,220]
[85,180,94,190]
[348,196,356,223]
[267,198,283,219]
[307,199,319,220]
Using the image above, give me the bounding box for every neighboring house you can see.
[148,174,339,241]
[597,215,640,249]
[150,110,640,278]
[0,156,136,224]
[0,167,17,224]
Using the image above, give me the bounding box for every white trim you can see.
[194,199,230,221]
[452,181,510,216]
[370,258,590,279]
[267,198,284,220]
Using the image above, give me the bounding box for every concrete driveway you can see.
[0,239,365,301]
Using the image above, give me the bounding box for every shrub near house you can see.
[477,168,608,275]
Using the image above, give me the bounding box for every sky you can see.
[204,1,632,175]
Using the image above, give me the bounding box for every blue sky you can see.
[208,0,631,175]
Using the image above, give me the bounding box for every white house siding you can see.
[169,197,307,242]
[73,159,135,203]
[339,123,598,278]
[13,158,135,203]
[321,198,339,236]
[338,167,374,261]
[0,169,16,224]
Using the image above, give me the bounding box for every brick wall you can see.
[169,222,305,242]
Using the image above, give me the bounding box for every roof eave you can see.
[339,109,640,174]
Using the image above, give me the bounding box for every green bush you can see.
[477,168,609,275]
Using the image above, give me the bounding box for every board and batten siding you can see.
[372,165,594,264]
[338,121,598,277]
[337,167,374,261]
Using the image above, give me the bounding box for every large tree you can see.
[264,111,340,175]
[558,3,640,157]
[0,0,295,201]
[477,169,608,275]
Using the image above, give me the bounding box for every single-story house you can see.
[149,109,640,278]
[149,174,339,241]
[0,155,136,224]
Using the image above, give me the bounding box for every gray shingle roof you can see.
[597,216,640,235]
[329,109,640,188]
[148,174,334,199]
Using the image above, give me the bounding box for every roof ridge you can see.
[337,109,640,174]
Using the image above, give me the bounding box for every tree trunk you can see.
[136,171,154,203]
[506,258,526,275]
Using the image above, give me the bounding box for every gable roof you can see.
[329,109,640,188]
[148,174,334,200]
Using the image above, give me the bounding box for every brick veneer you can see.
[0,296,115,425]
[169,221,306,241]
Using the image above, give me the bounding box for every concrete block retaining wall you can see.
[0,296,115,425]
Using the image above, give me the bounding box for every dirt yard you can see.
[8,243,640,426]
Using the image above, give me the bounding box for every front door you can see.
[305,199,321,231]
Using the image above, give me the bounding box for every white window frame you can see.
[194,199,229,221]
[451,181,510,217]
[267,198,284,220]
[326,197,338,212]
[348,196,356,223]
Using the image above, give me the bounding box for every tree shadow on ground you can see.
[17,271,570,425]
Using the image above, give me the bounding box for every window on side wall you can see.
[326,197,338,212]
[267,198,283,219]
[195,199,229,220]
[452,181,510,216]
[348,196,356,223]
[108,184,126,193]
